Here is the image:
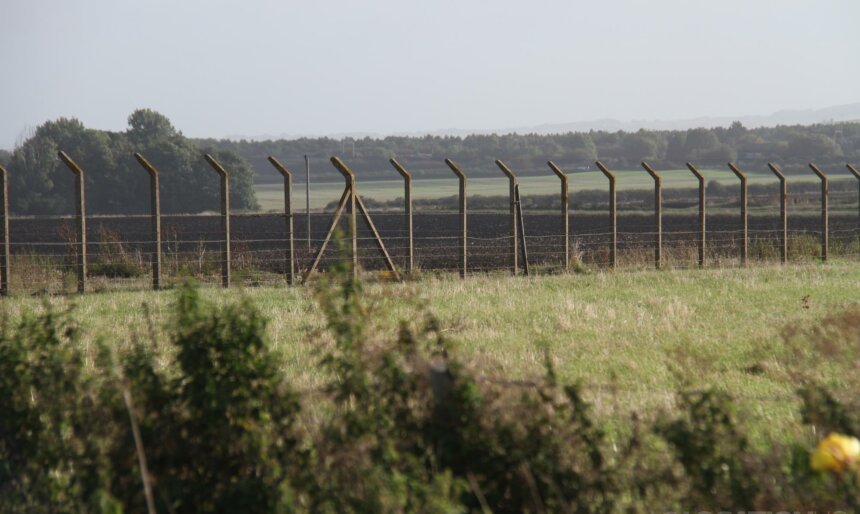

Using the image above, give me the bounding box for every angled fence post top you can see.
[640,161,661,181]
[134,152,159,177]
[204,154,229,177]
[546,161,567,181]
[767,162,786,180]
[445,158,466,180]
[330,156,357,185]
[728,162,747,180]
[847,163,860,178]
[495,159,518,181]
[58,150,84,174]
[389,158,411,179]
[267,155,292,178]
[595,161,616,182]
[808,162,828,181]
[685,162,705,181]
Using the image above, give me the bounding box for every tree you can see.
[5,110,258,215]
[620,132,659,165]
[684,128,720,161]
[8,118,121,214]
[786,133,843,162]
[560,133,597,164]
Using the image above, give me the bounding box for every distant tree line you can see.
[1,110,257,215]
[195,121,860,183]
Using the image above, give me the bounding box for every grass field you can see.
[5,260,859,444]
[254,167,849,211]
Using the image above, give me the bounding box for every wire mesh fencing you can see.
[5,204,858,296]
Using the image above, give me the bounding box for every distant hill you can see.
[223,103,860,142]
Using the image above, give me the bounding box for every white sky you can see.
[1,0,858,149]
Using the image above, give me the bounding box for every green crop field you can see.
[254,168,841,211]
[5,260,859,444]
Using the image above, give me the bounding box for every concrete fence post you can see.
[204,154,231,288]
[727,163,748,266]
[848,164,860,224]
[445,159,467,278]
[640,162,662,269]
[389,158,414,274]
[133,153,162,290]
[767,162,788,264]
[808,163,828,262]
[0,164,9,296]
[495,160,519,275]
[57,151,86,293]
[266,156,296,285]
[595,161,617,269]
[686,162,707,267]
[546,161,569,270]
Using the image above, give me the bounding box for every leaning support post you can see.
[595,161,617,269]
[267,156,296,285]
[848,164,860,221]
[303,187,350,284]
[0,164,9,296]
[328,157,358,277]
[514,184,530,276]
[686,162,707,267]
[57,151,86,293]
[331,157,400,280]
[640,162,662,269]
[727,163,748,266]
[133,153,162,290]
[767,162,788,264]
[546,161,569,270]
[389,158,414,274]
[204,154,231,288]
[445,159,467,278]
[495,160,519,275]
[808,163,829,262]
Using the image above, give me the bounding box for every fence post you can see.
[445,159,467,279]
[204,154,231,288]
[57,151,86,293]
[808,163,828,262]
[685,162,706,267]
[640,162,662,269]
[495,160,519,275]
[389,158,413,274]
[848,164,860,222]
[594,161,617,269]
[767,162,788,264]
[727,163,748,266]
[546,161,569,270]
[0,164,9,296]
[305,154,311,252]
[266,156,296,285]
[133,153,162,290]
[347,161,357,276]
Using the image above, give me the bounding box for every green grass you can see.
[4,260,859,443]
[255,168,842,211]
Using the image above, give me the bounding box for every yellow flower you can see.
[811,433,860,473]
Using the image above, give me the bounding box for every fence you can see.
[0,154,858,296]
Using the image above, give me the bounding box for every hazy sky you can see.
[2,0,858,149]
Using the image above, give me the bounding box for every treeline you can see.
[196,121,860,183]
[2,110,257,215]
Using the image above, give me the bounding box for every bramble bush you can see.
[1,258,859,512]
